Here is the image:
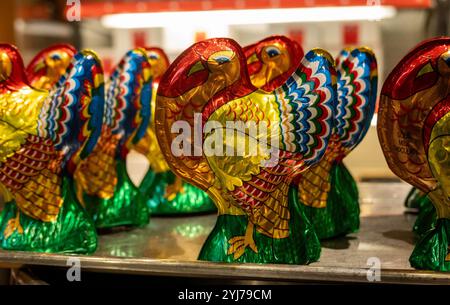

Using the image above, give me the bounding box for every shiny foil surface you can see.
[155,38,336,264]
[25,44,76,90]
[298,162,359,239]
[413,195,437,238]
[404,187,426,209]
[410,219,450,272]
[0,45,105,253]
[198,187,321,264]
[404,187,437,237]
[378,37,450,271]
[134,47,216,216]
[297,47,377,239]
[73,48,152,229]
[139,170,216,215]
[243,35,303,92]
[82,160,149,229]
[242,39,373,241]
[0,177,97,254]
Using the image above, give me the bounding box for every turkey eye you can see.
[149,53,159,60]
[50,54,61,60]
[213,56,231,65]
[265,46,281,58]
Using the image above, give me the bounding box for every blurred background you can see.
[2,0,449,182]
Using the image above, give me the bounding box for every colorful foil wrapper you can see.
[296,47,378,239]
[377,37,450,271]
[244,37,378,239]
[243,35,303,92]
[133,47,216,215]
[404,187,426,209]
[26,44,76,90]
[404,187,437,238]
[73,48,152,229]
[413,195,437,238]
[155,38,337,264]
[0,44,105,253]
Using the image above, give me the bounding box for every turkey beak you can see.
[33,60,46,73]
[0,52,12,82]
[247,53,258,65]
[188,60,205,77]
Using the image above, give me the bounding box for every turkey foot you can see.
[4,211,23,239]
[227,222,258,259]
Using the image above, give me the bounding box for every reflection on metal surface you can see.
[358,182,411,217]
[10,268,48,285]
[96,215,215,260]
[0,182,449,284]
[173,223,211,239]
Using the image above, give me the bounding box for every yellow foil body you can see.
[0,88,46,162]
[428,111,450,219]
[297,134,348,208]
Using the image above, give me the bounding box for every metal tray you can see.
[0,182,449,284]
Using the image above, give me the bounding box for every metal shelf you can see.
[0,182,449,284]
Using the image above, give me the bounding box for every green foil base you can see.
[404,187,424,209]
[410,218,450,272]
[413,195,437,237]
[81,159,150,229]
[198,186,321,264]
[0,176,97,254]
[298,162,360,240]
[139,169,216,215]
